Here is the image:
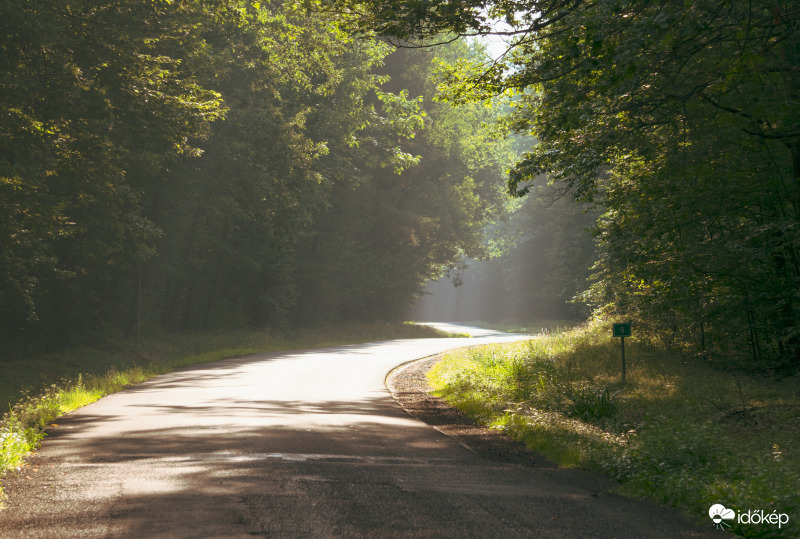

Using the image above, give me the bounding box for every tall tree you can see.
[291,39,513,324]
[0,0,226,346]
[143,3,394,331]
[348,0,800,367]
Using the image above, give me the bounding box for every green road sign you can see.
[613,323,632,383]
[613,323,631,337]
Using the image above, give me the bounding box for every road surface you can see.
[0,324,716,537]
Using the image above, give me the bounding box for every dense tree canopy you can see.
[0,0,512,351]
[1,0,228,345]
[6,0,796,372]
[290,41,512,324]
[349,0,800,369]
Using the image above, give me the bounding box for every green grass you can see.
[0,321,453,507]
[427,323,800,538]
[456,319,581,335]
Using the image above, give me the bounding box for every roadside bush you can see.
[567,386,618,422]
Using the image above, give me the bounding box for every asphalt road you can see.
[0,324,718,538]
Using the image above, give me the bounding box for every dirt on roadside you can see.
[386,355,554,468]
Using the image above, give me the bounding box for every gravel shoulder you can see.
[386,355,725,539]
[387,354,557,468]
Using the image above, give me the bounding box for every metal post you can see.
[136,261,142,347]
[621,335,626,383]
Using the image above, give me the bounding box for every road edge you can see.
[386,354,555,467]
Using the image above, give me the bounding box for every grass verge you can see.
[0,321,452,507]
[427,323,800,538]
[455,319,581,335]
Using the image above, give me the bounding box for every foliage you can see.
[289,38,515,323]
[0,0,227,346]
[0,0,512,351]
[351,0,800,369]
[428,326,800,537]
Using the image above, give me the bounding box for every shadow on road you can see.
[0,332,720,538]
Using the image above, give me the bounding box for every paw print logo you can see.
[709,504,735,530]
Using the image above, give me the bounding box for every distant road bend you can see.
[0,323,716,538]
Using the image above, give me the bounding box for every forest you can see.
[0,0,513,352]
[3,0,800,373]
[383,0,800,372]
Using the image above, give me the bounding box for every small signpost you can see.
[612,323,632,382]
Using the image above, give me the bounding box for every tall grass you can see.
[0,321,451,507]
[428,323,800,538]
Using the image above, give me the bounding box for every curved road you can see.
[1,324,716,537]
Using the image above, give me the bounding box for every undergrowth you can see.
[428,323,800,538]
[0,321,451,507]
